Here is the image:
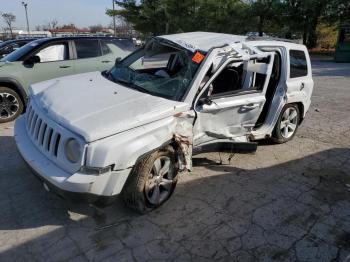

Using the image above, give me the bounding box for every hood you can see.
[30,72,188,142]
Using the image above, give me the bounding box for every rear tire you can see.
[0,87,24,123]
[271,104,300,144]
[122,146,178,214]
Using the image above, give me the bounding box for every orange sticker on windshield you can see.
[192,52,205,64]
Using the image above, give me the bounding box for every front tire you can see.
[122,146,178,214]
[271,104,300,144]
[0,87,24,123]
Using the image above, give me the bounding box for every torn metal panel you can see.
[193,141,258,155]
[193,49,274,145]
[157,32,247,52]
[173,110,195,171]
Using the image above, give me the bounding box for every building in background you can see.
[0,29,51,40]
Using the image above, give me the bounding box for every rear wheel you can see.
[122,146,178,213]
[271,104,300,144]
[0,87,24,123]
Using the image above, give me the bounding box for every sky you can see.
[0,0,116,29]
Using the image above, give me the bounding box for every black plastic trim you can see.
[22,156,118,207]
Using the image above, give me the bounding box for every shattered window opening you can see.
[203,58,269,98]
[107,40,204,101]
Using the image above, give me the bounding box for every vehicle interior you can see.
[108,41,201,101]
[198,56,272,98]
[255,50,282,127]
[197,49,282,128]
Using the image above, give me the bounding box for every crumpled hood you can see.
[30,71,188,142]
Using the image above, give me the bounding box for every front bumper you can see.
[14,116,131,203]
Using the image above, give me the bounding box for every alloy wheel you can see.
[0,92,20,120]
[145,156,175,206]
[280,107,298,139]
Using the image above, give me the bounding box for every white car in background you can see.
[15,32,313,213]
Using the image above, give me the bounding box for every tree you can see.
[283,0,329,48]
[107,0,251,36]
[324,0,350,24]
[1,13,16,38]
[107,0,341,49]
[107,0,167,36]
[89,24,103,33]
[249,0,283,36]
[60,23,76,29]
[49,19,59,30]
[42,19,59,31]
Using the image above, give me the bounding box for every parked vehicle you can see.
[0,38,37,58]
[14,32,314,213]
[0,37,134,123]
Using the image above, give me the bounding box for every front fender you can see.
[85,117,176,170]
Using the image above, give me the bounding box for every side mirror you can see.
[198,97,213,106]
[115,57,122,67]
[24,55,40,66]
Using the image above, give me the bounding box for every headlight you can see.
[65,138,81,163]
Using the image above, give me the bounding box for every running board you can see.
[193,142,258,155]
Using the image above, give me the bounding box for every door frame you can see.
[191,49,275,148]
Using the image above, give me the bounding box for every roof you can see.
[157,32,305,52]
[157,32,247,52]
[29,36,132,45]
[1,38,36,44]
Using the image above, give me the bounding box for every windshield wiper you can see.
[103,69,154,96]
[124,82,153,96]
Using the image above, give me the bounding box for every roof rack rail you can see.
[246,36,298,43]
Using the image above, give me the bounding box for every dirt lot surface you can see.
[0,61,350,262]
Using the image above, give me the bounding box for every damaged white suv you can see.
[15,32,313,213]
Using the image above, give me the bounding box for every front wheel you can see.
[122,146,178,213]
[271,104,300,144]
[0,87,24,123]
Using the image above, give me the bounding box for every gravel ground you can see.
[0,61,350,262]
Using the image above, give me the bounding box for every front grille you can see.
[26,104,62,158]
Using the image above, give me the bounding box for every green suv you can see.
[0,36,134,123]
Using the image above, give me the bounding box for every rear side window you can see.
[100,40,112,55]
[75,40,101,59]
[289,50,308,78]
[35,43,69,62]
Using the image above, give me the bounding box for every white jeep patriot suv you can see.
[15,32,313,213]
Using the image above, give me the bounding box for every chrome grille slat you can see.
[39,123,47,146]
[25,103,63,160]
[27,109,34,130]
[50,132,59,156]
[44,127,53,151]
[30,114,38,136]
[34,119,42,140]
[26,106,32,125]
[24,101,83,175]
[54,134,61,157]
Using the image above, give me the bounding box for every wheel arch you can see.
[293,102,305,124]
[0,78,28,108]
[85,117,179,170]
[131,140,177,168]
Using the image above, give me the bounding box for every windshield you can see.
[105,39,204,101]
[0,42,10,49]
[0,40,41,62]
